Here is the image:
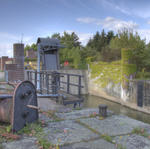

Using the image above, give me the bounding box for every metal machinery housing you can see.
[37,37,63,71]
[0,81,38,132]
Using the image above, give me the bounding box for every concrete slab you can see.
[39,113,53,123]
[79,115,150,136]
[43,120,99,145]
[38,98,72,112]
[2,137,38,149]
[56,108,113,120]
[60,139,117,149]
[114,134,150,149]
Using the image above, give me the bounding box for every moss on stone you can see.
[90,60,121,88]
[121,48,136,88]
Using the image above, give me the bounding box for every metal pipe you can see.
[37,44,41,90]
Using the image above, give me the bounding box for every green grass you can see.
[132,127,149,137]
[117,144,126,149]
[0,123,15,144]
[18,122,43,135]
[101,134,113,143]
[76,119,100,135]
[39,110,64,122]
[18,121,58,149]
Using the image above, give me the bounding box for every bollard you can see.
[99,104,107,117]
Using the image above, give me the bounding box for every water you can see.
[84,95,150,124]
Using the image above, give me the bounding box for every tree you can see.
[61,32,81,49]
[31,43,37,51]
[109,29,146,71]
[51,33,61,40]
[106,31,115,44]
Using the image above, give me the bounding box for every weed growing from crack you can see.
[0,123,19,143]
[116,144,126,149]
[18,121,58,149]
[75,119,100,135]
[40,110,64,122]
[101,134,113,142]
[132,127,149,138]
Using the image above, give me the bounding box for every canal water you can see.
[84,95,150,124]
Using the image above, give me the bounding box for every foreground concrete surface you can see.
[2,98,150,149]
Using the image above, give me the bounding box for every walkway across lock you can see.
[26,70,84,108]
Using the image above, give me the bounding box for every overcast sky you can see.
[0,0,150,57]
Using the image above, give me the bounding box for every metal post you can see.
[37,44,41,90]
[35,71,37,89]
[27,71,29,81]
[137,81,143,107]
[78,76,81,97]
[30,71,32,82]
[46,73,49,94]
[51,72,55,94]
[40,73,42,94]
[67,74,70,94]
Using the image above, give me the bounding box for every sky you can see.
[0,0,150,57]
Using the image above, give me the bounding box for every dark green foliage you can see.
[25,57,37,62]
[25,43,37,51]
[85,30,116,62]
[61,31,81,48]
[51,32,86,69]
[51,33,61,40]
[24,43,37,56]
[23,29,150,75]
[87,30,111,53]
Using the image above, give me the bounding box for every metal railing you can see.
[26,70,84,97]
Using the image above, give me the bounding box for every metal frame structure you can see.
[37,38,63,89]
[26,70,84,107]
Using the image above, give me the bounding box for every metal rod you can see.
[37,44,41,90]
[27,105,39,110]
[78,76,81,96]
[67,74,70,94]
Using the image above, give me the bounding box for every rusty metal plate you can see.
[11,81,38,132]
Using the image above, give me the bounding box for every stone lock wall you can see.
[88,48,150,112]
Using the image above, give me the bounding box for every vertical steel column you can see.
[30,71,32,83]
[78,76,81,97]
[40,73,42,94]
[34,71,37,89]
[46,73,49,94]
[137,81,143,107]
[27,71,29,81]
[51,72,55,94]
[37,44,41,90]
[67,74,70,94]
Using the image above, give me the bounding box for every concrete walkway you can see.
[2,98,150,149]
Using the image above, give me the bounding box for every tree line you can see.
[25,29,150,73]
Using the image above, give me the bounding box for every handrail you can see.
[26,70,83,96]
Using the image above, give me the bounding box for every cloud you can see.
[115,5,131,16]
[94,0,150,19]
[77,17,138,31]
[78,33,93,45]
[0,44,13,57]
[148,21,150,25]
[138,29,150,43]
[76,17,150,43]
[0,32,33,57]
[76,17,97,24]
